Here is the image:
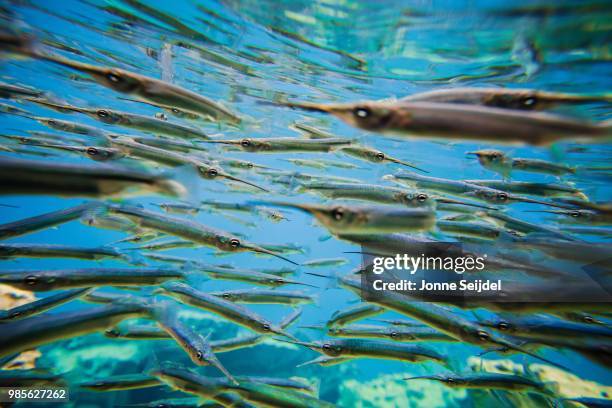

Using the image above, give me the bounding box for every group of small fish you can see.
[0,28,610,408]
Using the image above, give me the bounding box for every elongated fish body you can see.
[104,325,170,340]
[265,201,435,235]
[152,304,236,383]
[511,158,575,175]
[0,302,149,358]
[211,289,315,305]
[0,81,42,98]
[79,374,160,391]
[11,41,242,123]
[0,157,185,197]
[0,371,63,387]
[206,137,351,153]
[158,282,288,336]
[282,100,610,145]
[109,205,293,263]
[302,182,433,207]
[437,220,502,240]
[0,267,184,290]
[340,145,425,171]
[0,287,91,321]
[0,202,100,240]
[0,243,125,261]
[401,87,611,110]
[481,315,612,343]
[327,303,385,327]
[328,324,454,342]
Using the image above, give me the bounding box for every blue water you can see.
[0,0,611,407]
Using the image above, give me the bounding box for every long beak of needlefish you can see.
[241,242,299,265]
[273,337,320,351]
[279,277,319,289]
[198,140,242,146]
[208,354,239,385]
[385,157,429,173]
[465,152,480,157]
[404,375,439,382]
[221,173,269,193]
[268,100,340,114]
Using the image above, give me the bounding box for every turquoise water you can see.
[0,0,611,407]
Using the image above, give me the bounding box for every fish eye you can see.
[24,275,38,286]
[353,107,371,119]
[375,152,385,161]
[262,324,270,331]
[322,343,331,350]
[331,207,345,221]
[9,311,21,319]
[521,96,537,107]
[222,293,231,299]
[106,72,122,83]
[86,147,99,156]
[156,405,168,408]
[47,120,56,126]
[390,331,398,338]
[207,168,218,177]
[229,238,240,248]
[497,192,508,201]
[241,139,252,147]
[105,329,120,337]
[416,193,428,202]
[446,377,455,383]
[583,315,594,323]
[477,330,490,341]
[196,350,203,360]
[570,211,581,218]
[155,112,168,121]
[497,322,510,331]
[246,162,254,168]
[96,110,109,118]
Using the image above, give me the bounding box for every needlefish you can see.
[277,100,611,145]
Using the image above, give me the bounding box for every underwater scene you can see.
[0,0,611,407]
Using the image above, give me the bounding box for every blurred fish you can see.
[0,267,184,290]
[3,35,242,123]
[388,171,571,208]
[277,337,447,365]
[0,299,150,358]
[78,374,160,391]
[405,372,551,394]
[0,157,186,197]
[278,100,611,145]
[326,303,385,327]
[0,288,91,321]
[400,87,609,110]
[465,179,586,199]
[152,303,236,383]
[157,281,297,339]
[323,324,454,342]
[203,137,351,153]
[259,201,436,234]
